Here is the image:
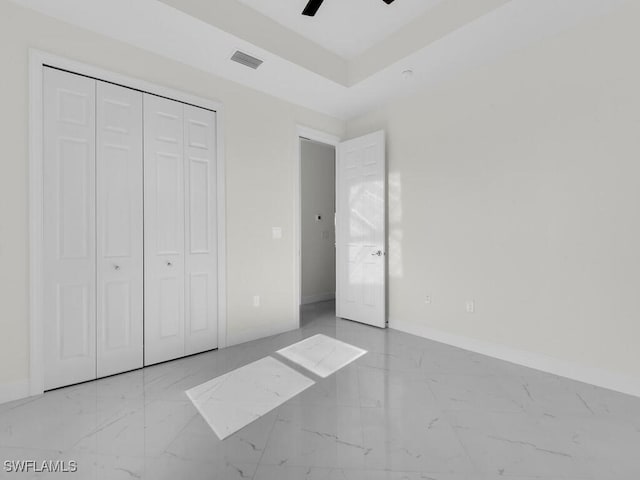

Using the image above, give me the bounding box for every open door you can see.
[336,131,386,328]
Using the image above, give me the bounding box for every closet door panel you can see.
[144,94,186,365]
[184,105,218,355]
[96,81,144,377]
[43,68,97,390]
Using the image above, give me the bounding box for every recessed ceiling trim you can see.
[9,0,628,120]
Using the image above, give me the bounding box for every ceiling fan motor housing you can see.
[303,0,396,17]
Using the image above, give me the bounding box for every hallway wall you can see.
[300,140,336,304]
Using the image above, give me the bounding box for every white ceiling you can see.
[235,0,445,59]
[11,0,628,120]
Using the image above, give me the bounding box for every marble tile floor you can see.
[0,300,639,479]
[276,334,367,378]
[186,356,315,440]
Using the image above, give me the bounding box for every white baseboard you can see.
[0,379,31,405]
[391,319,640,399]
[301,292,335,305]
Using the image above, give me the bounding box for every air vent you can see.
[230,50,263,70]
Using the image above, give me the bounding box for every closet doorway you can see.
[29,51,226,395]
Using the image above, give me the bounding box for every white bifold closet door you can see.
[43,68,218,388]
[44,68,145,390]
[43,68,97,390]
[96,81,144,378]
[144,94,218,366]
[183,104,218,355]
[143,95,185,365]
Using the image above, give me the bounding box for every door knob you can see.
[114,264,121,271]
[371,250,384,257]
[166,261,173,267]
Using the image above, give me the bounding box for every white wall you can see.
[347,1,640,392]
[300,140,336,304]
[0,0,344,394]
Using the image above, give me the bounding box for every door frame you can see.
[28,49,227,396]
[294,126,341,325]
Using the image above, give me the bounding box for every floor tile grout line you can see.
[252,308,368,477]
[250,409,279,480]
[251,309,320,479]
[356,361,367,470]
[271,352,324,383]
[159,411,199,462]
[423,367,484,477]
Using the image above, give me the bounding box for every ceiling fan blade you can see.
[302,0,324,16]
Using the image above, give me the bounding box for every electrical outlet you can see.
[425,296,432,305]
[253,295,260,307]
[466,301,475,313]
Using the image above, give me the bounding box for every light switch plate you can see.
[272,227,282,239]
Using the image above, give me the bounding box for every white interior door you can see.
[336,131,387,328]
[96,81,144,377]
[144,94,186,365]
[43,68,97,389]
[184,105,218,355]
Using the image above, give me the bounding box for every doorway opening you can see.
[299,137,337,326]
[295,127,387,330]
